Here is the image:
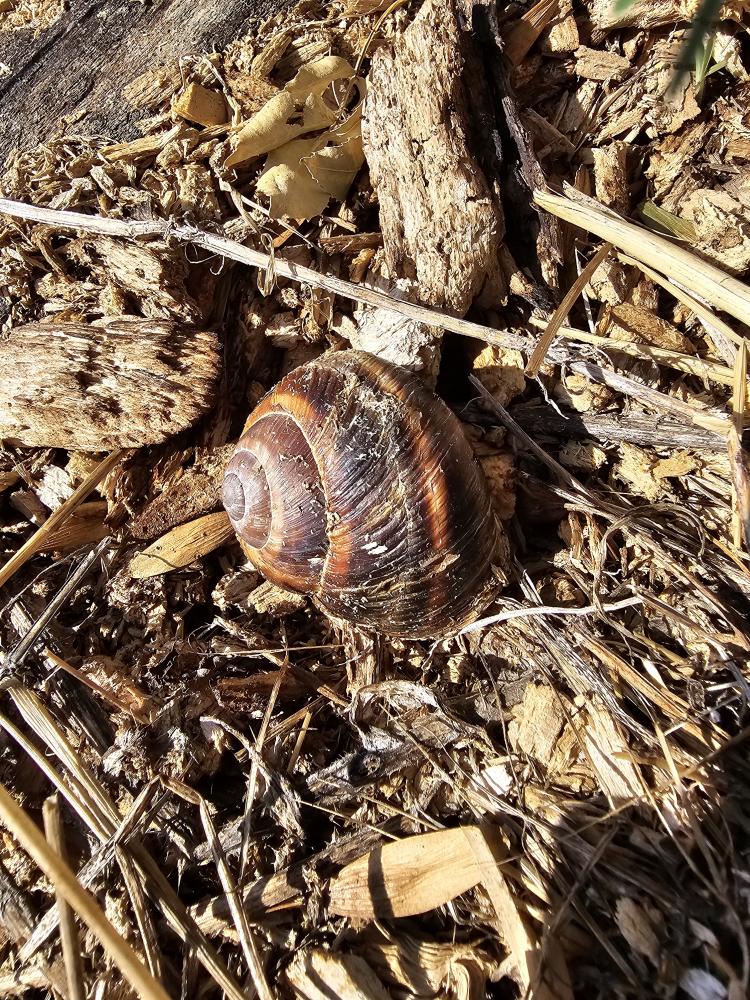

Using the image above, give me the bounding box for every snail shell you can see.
[223,350,501,638]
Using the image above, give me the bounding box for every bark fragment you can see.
[0,318,220,450]
[362,0,506,313]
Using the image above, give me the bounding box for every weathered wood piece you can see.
[0,319,220,450]
[509,403,727,451]
[362,0,505,312]
[0,0,284,165]
[129,445,235,540]
[129,511,234,578]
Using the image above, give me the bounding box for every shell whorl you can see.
[223,351,500,638]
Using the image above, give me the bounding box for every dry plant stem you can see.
[0,450,123,592]
[570,361,729,433]
[42,795,86,1000]
[526,242,612,377]
[0,782,171,1000]
[730,339,750,551]
[534,188,750,327]
[0,703,164,981]
[166,779,272,1000]
[0,197,516,350]
[2,686,249,1000]
[532,318,736,387]
[20,781,164,962]
[0,197,744,394]
[617,253,742,358]
[7,538,110,669]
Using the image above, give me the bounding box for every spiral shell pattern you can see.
[223,351,500,638]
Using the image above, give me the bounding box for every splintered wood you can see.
[362,0,505,311]
[0,319,220,450]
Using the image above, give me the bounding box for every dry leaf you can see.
[285,55,354,100]
[257,122,364,221]
[225,57,356,169]
[225,92,300,168]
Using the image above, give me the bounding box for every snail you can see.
[222,351,502,638]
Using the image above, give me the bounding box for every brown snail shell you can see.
[223,350,501,638]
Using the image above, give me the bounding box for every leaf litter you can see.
[0,0,749,997]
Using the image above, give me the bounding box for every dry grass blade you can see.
[535,187,750,327]
[0,450,123,592]
[41,795,86,1000]
[0,782,171,1000]
[20,780,163,962]
[730,339,750,551]
[526,242,612,378]
[3,685,250,1000]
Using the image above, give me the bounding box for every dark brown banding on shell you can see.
[305,353,499,637]
[228,413,328,593]
[223,350,501,638]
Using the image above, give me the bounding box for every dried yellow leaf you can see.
[306,135,364,201]
[285,55,355,100]
[225,92,300,168]
[257,122,364,221]
[256,137,331,220]
[225,58,357,169]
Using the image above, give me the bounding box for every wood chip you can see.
[329,827,486,919]
[575,45,630,82]
[129,512,235,579]
[286,949,390,1000]
[174,82,228,127]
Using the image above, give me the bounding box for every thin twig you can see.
[165,779,273,1000]
[526,242,612,377]
[6,538,110,669]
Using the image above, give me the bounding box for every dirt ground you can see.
[0,0,749,997]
